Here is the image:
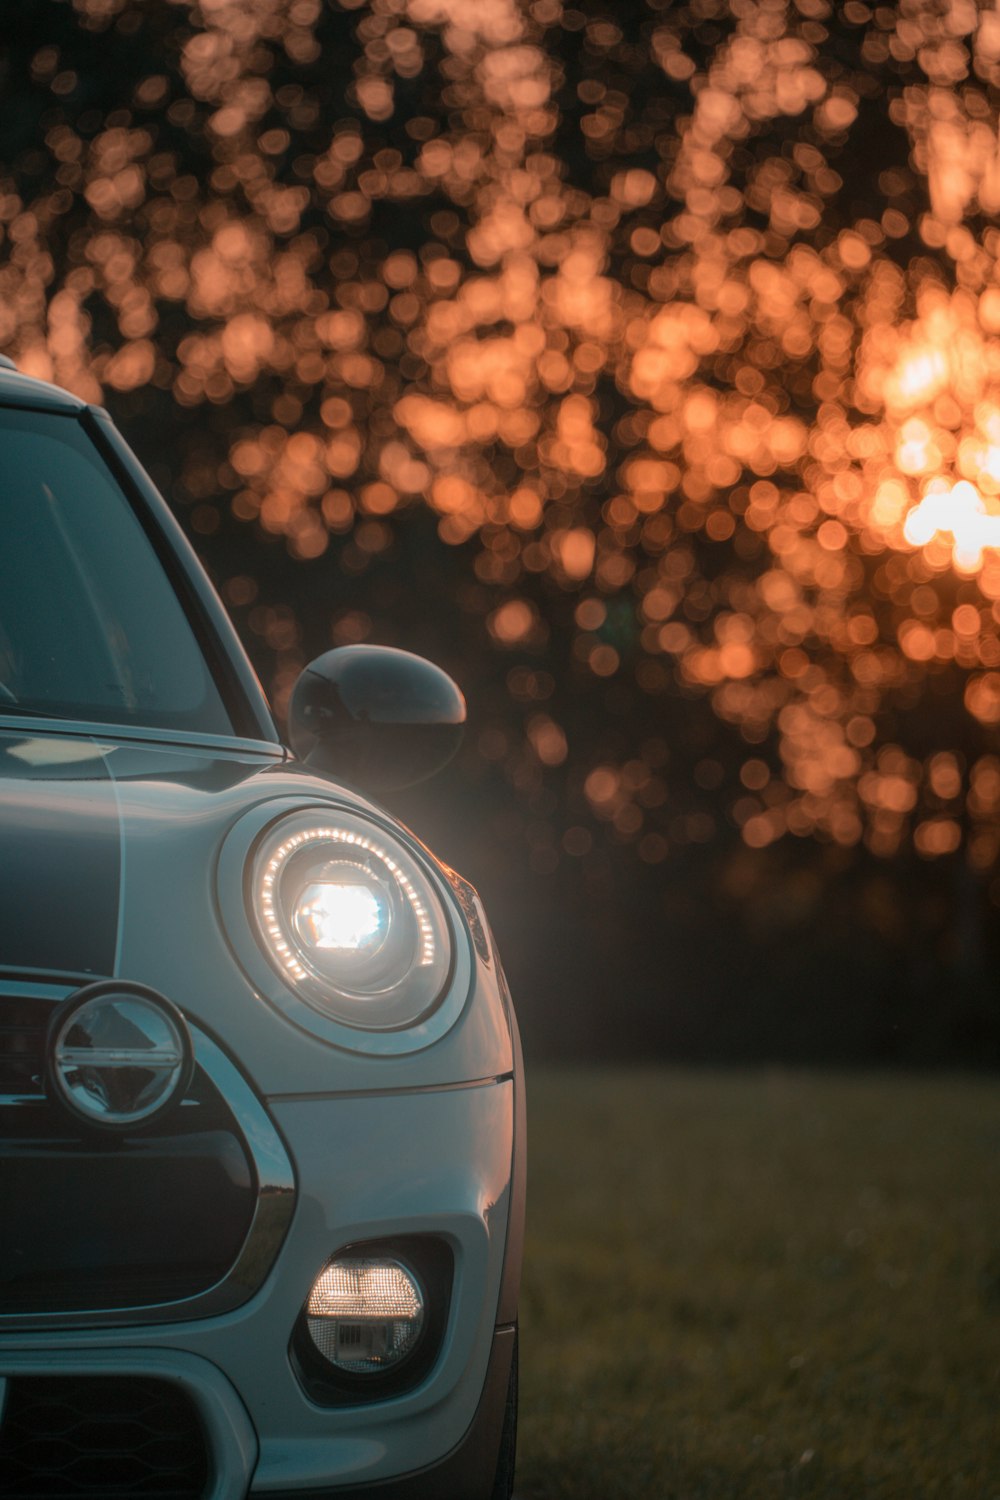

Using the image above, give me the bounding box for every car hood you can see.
[0,727,284,976]
[0,725,510,1091]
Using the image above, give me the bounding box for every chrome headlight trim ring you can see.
[216,798,473,1057]
[249,809,452,1031]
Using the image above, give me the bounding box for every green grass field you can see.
[516,1070,1000,1500]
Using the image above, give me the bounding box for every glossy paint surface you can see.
[0,1080,514,1491]
[0,725,513,1090]
[288,645,466,791]
[0,737,120,975]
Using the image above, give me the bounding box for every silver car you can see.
[0,357,524,1500]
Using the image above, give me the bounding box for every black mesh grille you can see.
[0,1086,257,1315]
[0,1376,209,1499]
[0,995,51,1096]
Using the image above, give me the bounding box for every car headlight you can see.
[250,810,452,1030]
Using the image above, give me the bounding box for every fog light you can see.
[306,1256,425,1374]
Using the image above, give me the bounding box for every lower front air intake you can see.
[0,1375,210,1499]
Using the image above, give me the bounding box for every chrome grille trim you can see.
[0,981,296,1329]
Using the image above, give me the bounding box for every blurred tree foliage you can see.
[3,0,1000,1059]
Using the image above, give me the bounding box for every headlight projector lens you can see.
[251,811,451,1029]
[46,982,193,1133]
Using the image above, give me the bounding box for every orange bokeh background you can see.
[6,0,1000,910]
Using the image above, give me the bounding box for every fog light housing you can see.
[306,1256,426,1375]
[291,1237,453,1405]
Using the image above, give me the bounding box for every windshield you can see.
[0,407,231,735]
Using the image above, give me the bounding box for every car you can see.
[0,354,525,1500]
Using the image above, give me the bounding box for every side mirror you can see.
[288,645,466,792]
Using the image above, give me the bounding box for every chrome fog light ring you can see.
[45,981,194,1133]
[290,1236,455,1406]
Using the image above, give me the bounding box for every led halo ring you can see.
[249,809,453,1031]
[45,981,194,1134]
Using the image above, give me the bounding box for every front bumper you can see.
[0,1079,518,1496]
